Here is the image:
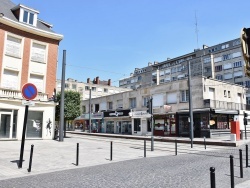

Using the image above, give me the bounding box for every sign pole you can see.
[18,104,29,168]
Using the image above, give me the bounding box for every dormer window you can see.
[23,10,34,25]
[11,4,39,27]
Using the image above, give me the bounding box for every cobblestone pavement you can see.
[0,134,250,187]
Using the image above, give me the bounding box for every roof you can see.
[0,0,62,36]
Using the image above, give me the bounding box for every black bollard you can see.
[204,136,206,150]
[175,139,177,156]
[210,167,216,188]
[230,155,234,188]
[27,144,34,172]
[239,149,243,178]
[246,145,249,168]
[144,139,146,158]
[151,136,154,151]
[110,141,113,161]
[76,143,79,166]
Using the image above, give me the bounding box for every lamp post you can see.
[89,88,92,133]
[188,61,194,148]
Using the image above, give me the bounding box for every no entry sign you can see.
[22,83,38,100]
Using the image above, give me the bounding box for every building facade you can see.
[0,1,63,140]
[81,76,247,138]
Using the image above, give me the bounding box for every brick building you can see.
[0,1,63,140]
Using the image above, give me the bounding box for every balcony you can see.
[203,99,245,110]
[0,88,48,101]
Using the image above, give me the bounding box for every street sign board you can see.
[22,100,35,106]
[22,83,37,100]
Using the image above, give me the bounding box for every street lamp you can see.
[89,88,92,133]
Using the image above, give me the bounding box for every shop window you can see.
[130,98,136,108]
[26,111,43,138]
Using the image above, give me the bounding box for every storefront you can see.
[153,114,177,137]
[0,100,56,140]
[129,110,151,136]
[104,110,131,134]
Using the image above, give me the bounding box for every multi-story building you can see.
[0,1,63,140]
[81,76,247,138]
[119,38,250,106]
[56,77,131,112]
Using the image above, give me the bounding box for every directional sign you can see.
[22,83,37,100]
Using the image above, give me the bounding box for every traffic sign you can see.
[22,100,35,106]
[22,83,37,100]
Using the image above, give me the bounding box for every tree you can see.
[55,91,81,136]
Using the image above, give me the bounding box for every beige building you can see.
[81,76,246,138]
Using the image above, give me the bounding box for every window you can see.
[224,90,227,97]
[104,88,108,93]
[22,10,34,25]
[138,76,142,81]
[181,90,189,102]
[117,99,123,108]
[30,74,44,92]
[233,40,241,46]
[160,79,164,83]
[108,102,113,110]
[134,118,141,132]
[228,91,231,98]
[234,71,243,78]
[26,111,43,138]
[215,75,223,80]
[224,73,233,80]
[172,76,177,81]
[246,81,250,88]
[171,67,177,73]
[165,69,171,75]
[127,80,131,84]
[224,63,232,70]
[221,44,229,49]
[160,71,164,76]
[233,61,242,68]
[236,82,243,86]
[215,65,222,72]
[95,104,99,112]
[165,77,171,82]
[91,87,96,91]
[72,84,77,90]
[214,56,222,63]
[167,92,177,104]
[1,69,18,90]
[247,97,250,105]
[232,52,241,58]
[223,54,232,61]
[130,98,136,108]
[85,86,89,90]
[142,97,149,107]
[31,43,46,63]
[5,35,22,58]
[82,106,86,113]
[65,83,69,88]
[203,57,211,64]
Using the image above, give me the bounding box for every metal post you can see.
[204,136,206,150]
[110,141,113,161]
[76,143,79,166]
[144,140,146,157]
[151,136,154,151]
[210,167,216,188]
[188,61,194,148]
[89,89,92,133]
[18,105,29,168]
[230,155,234,188]
[239,149,243,178]
[246,145,249,168]
[175,139,177,156]
[59,50,66,142]
[27,144,34,172]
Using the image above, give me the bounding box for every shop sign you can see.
[129,111,151,117]
[104,110,130,117]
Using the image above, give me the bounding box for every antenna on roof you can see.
[195,10,199,49]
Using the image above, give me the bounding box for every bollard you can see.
[230,155,234,188]
[239,149,243,178]
[204,136,206,150]
[110,141,113,161]
[76,143,79,166]
[246,145,249,168]
[151,136,154,151]
[144,139,146,158]
[175,139,177,156]
[27,144,34,172]
[210,167,216,188]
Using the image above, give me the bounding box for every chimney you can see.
[96,76,100,84]
[108,79,111,86]
[87,78,90,83]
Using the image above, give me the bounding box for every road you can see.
[0,134,250,188]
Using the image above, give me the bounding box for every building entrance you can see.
[0,112,12,139]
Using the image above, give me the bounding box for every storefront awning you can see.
[177,108,210,114]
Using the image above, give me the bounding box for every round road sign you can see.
[22,83,38,100]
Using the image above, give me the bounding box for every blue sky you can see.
[12,0,250,86]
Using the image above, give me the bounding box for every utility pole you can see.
[59,50,66,142]
[188,61,194,148]
[149,97,154,151]
[89,88,92,133]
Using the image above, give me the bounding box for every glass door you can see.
[0,112,12,139]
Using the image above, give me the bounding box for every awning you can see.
[177,108,210,114]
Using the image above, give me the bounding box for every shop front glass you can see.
[106,121,114,133]
[0,109,17,139]
[27,111,43,138]
[134,118,141,132]
[164,115,176,136]
[179,115,189,137]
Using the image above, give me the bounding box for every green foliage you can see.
[55,91,81,121]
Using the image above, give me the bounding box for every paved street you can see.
[1,133,250,187]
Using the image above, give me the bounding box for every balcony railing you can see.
[0,88,48,101]
[204,99,245,110]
